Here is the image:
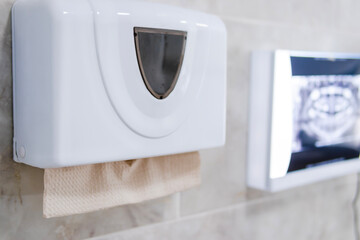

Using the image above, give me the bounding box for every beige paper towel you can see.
[43,151,200,218]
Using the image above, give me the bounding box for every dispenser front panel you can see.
[11,0,227,168]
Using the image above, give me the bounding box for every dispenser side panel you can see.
[12,0,95,168]
[12,0,57,167]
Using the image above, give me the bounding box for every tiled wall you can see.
[1,0,360,239]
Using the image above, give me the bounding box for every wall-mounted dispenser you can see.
[12,0,227,168]
[248,50,360,191]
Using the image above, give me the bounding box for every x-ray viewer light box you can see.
[247,50,360,191]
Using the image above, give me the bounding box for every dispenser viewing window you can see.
[134,27,187,99]
[289,57,360,172]
[248,50,360,191]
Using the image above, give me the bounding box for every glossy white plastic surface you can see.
[12,0,227,168]
[247,50,360,192]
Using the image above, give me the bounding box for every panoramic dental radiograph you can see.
[289,57,360,172]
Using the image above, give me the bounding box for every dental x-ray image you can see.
[288,56,360,172]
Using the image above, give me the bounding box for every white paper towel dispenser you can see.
[12,0,227,168]
[248,50,360,191]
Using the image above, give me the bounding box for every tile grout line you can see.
[218,15,360,38]
[173,192,181,220]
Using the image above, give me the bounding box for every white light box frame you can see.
[247,50,360,191]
